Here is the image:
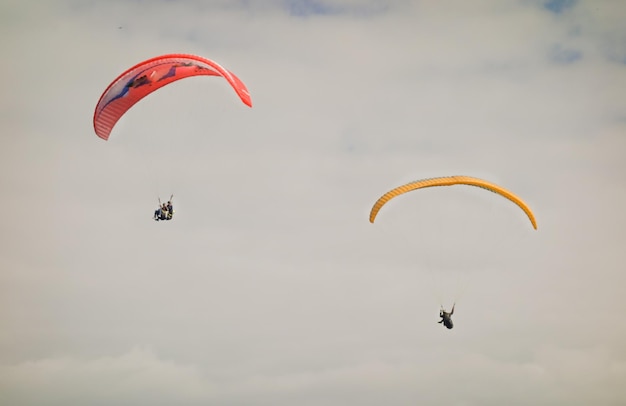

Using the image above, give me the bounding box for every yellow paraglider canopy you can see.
[369,175,537,229]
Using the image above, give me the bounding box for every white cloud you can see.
[0,348,213,405]
[2,345,625,405]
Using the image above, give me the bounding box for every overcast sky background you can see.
[1,0,625,405]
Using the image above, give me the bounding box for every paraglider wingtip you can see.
[94,129,110,141]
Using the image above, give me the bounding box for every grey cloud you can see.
[548,44,582,63]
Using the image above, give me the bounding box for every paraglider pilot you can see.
[438,304,455,329]
[166,200,174,220]
[154,203,168,221]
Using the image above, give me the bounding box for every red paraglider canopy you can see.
[93,53,252,140]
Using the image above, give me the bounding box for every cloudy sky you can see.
[1,0,625,404]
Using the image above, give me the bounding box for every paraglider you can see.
[93,54,252,221]
[438,304,455,329]
[93,53,252,140]
[369,175,537,229]
[369,175,538,329]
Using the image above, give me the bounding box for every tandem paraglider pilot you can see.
[154,196,174,221]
